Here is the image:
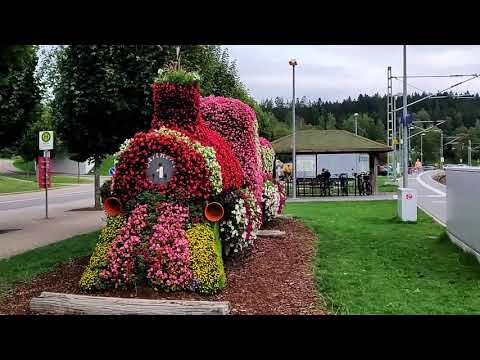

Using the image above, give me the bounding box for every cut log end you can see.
[257,229,286,238]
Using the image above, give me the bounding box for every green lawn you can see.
[0,176,42,193]
[378,176,398,193]
[12,158,35,173]
[0,174,91,194]
[285,201,480,314]
[0,231,99,297]
[8,174,92,184]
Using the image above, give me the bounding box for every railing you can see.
[284,173,373,197]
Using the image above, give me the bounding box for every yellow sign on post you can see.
[39,131,54,150]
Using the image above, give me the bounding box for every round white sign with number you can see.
[146,154,176,184]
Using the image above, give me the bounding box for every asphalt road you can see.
[0,184,97,227]
[409,170,446,225]
[0,159,20,174]
[0,186,93,211]
[0,183,108,259]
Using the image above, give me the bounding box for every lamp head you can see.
[289,59,298,66]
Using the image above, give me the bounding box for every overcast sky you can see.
[224,45,480,102]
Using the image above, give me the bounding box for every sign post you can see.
[44,150,49,218]
[39,131,54,219]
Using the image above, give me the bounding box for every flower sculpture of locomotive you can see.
[80,67,285,294]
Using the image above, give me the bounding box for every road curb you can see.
[417,203,446,227]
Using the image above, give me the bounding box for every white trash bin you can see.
[397,188,417,222]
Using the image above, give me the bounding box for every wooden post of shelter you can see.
[369,152,378,194]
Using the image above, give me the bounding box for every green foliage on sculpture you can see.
[154,67,201,85]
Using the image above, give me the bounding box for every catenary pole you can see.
[403,45,409,187]
[289,59,298,199]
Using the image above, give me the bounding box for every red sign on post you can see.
[37,156,52,188]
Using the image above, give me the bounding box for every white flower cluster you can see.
[113,138,132,165]
[220,197,249,256]
[262,180,281,223]
[155,128,223,194]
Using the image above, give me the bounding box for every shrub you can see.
[186,223,226,294]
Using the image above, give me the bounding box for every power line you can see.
[394,74,480,113]
[393,76,478,99]
[392,74,479,79]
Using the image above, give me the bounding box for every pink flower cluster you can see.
[101,204,149,286]
[101,202,194,290]
[259,137,273,149]
[276,181,286,214]
[146,202,192,291]
[200,96,264,205]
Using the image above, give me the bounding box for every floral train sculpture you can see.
[80,68,285,294]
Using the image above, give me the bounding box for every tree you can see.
[325,112,336,129]
[0,46,41,150]
[416,108,431,125]
[17,104,56,172]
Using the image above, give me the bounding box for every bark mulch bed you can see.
[0,218,327,315]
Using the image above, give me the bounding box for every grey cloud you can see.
[225,45,480,102]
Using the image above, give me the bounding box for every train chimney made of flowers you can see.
[151,66,202,132]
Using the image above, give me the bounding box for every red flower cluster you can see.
[150,82,244,192]
[200,96,264,204]
[151,82,200,132]
[111,131,212,203]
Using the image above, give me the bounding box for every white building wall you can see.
[51,157,88,175]
[316,153,370,177]
[446,166,480,258]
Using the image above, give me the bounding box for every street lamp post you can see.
[420,133,425,164]
[354,113,359,135]
[468,139,472,166]
[289,58,298,199]
[434,129,443,166]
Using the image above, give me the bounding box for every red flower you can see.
[112,131,212,203]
